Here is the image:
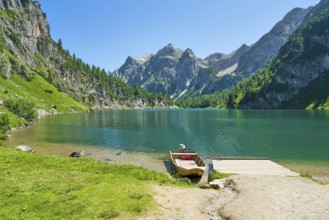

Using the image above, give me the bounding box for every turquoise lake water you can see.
[7,109,329,165]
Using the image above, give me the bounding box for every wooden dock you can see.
[212,158,299,176]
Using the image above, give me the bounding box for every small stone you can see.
[16,145,36,153]
[199,184,211,189]
[224,178,235,187]
[209,181,225,189]
[209,182,220,189]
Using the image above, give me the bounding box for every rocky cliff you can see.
[0,0,170,111]
[114,7,311,98]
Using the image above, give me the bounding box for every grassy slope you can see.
[0,73,88,127]
[0,147,175,219]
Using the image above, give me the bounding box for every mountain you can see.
[238,0,329,109]
[113,44,213,98]
[0,0,171,116]
[176,0,329,110]
[114,7,311,98]
[201,7,312,94]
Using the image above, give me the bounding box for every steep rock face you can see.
[0,0,49,76]
[235,7,312,76]
[201,7,311,95]
[205,44,248,72]
[114,7,311,98]
[0,0,169,109]
[238,0,329,109]
[113,56,146,85]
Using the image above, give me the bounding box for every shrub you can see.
[0,132,8,140]
[0,114,10,133]
[44,89,53,94]
[98,209,119,219]
[4,99,37,122]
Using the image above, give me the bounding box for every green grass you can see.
[0,10,17,22]
[209,170,232,181]
[0,147,175,219]
[300,171,313,180]
[0,106,25,128]
[0,72,88,113]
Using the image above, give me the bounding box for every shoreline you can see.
[5,136,329,183]
[4,109,329,183]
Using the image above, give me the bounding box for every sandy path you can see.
[221,175,329,220]
[140,185,236,220]
[140,175,329,220]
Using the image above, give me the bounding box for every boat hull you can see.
[170,150,206,176]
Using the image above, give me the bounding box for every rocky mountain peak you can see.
[205,53,227,61]
[235,7,312,76]
[233,44,249,56]
[155,43,183,57]
[125,56,139,64]
[282,7,309,24]
[271,7,311,35]
[181,48,196,60]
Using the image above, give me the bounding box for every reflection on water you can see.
[6,109,329,166]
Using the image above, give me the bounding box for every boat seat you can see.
[175,159,198,169]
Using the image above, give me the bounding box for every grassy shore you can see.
[0,147,177,219]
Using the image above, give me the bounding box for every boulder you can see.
[209,181,224,189]
[16,145,36,153]
[209,178,235,189]
[69,151,85,158]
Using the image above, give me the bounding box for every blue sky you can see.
[38,0,319,72]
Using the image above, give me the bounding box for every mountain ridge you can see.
[114,6,311,98]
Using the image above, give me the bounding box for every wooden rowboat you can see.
[170,150,206,176]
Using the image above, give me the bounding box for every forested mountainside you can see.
[0,0,172,130]
[113,7,310,99]
[176,0,329,110]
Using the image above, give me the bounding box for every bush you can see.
[3,99,37,122]
[0,114,10,133]
[0,132,8,140]
[44,89,53,94]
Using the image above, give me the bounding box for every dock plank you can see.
[212,159,299,176]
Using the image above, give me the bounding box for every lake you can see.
[6,109,329,176]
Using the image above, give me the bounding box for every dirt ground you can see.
[140,175,329,220]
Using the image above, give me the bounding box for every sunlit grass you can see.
[0,147,175,219]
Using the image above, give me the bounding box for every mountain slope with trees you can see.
[176,0,329,110]
[0,0,172,135]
